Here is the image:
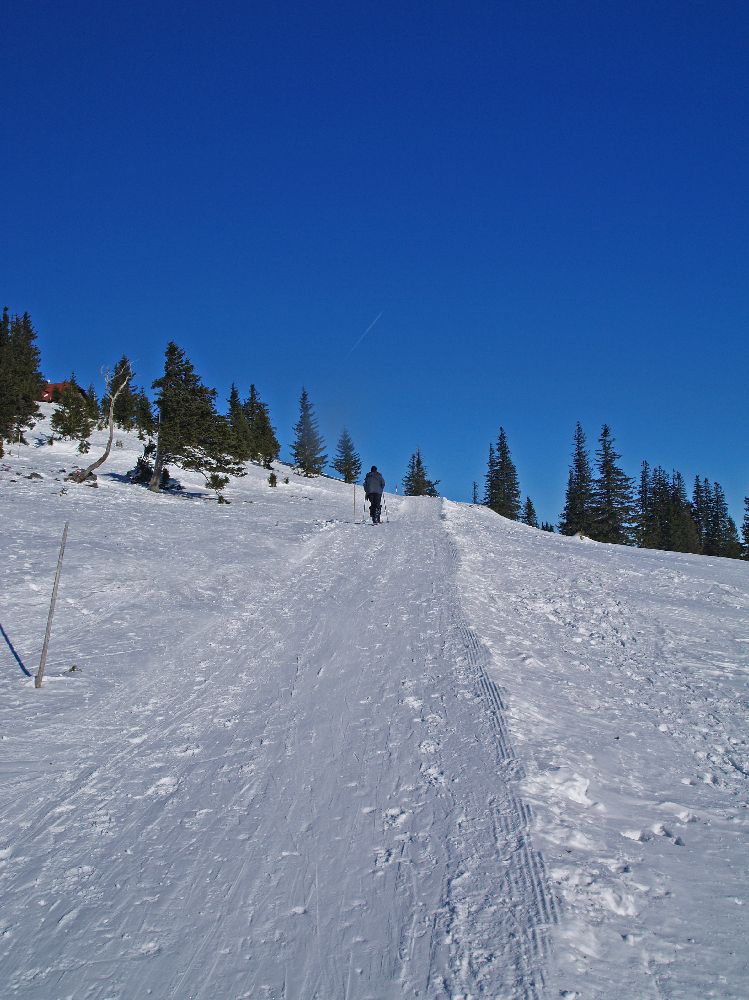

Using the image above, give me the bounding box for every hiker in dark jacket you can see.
[363,466,385,523]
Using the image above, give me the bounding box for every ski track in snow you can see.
[1,410,747,999]
[445,502,749,1000]
[0,415,556,1000]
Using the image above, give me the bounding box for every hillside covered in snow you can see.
[1,407,747,1000]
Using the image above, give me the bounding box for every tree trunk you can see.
[67,368,130,484]
[149,446,164,492]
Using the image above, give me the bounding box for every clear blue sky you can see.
[2,1,747,523]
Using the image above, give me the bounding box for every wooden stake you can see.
[35,522,69,689]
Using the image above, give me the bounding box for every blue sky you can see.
[2,1,747,523]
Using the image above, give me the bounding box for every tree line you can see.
[475,420,747,560]
[1,304,746,556]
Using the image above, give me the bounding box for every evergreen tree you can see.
[85,383,101,425]
[705,482,742,558]
[111,356,138,429]
[559,422,595,536]
[522,496,539,528]
[403,449,439,496]
[692,477,710,551]
[291,387,326,476]
[635,460,651,547]
[591,424,634,544]
[227,384,253,462]
[541,521,555,532]
[134,388,155,437]
[0,308,45,455]
[668,471,701,553]
[471,481,479,505]
[483,443,497,507]
[741,498,749,560]
[149,342,244,493]
[243,384,280,468]
[485,427,521,519]
[50,375,94,451]
[332,427,361,483]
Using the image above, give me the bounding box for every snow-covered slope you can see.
[1,407,747,999]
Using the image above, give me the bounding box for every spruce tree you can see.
[332,427,361,483]
[0,308,45,455]
[243,384,280,467]
[559,422,595,536]
[668,471,701,553]
[85,384,101,425]
[111,356,138,429]
[591,424,634,544]
[541,521,555,532]
[134,388,155,437]
[403,449,439,496]
[741,498,749,560]
[291,388,326,476]
[522,496,539,528]
[149,342,244,493]
[472,481,479,505]
[494,427,521,520]
[227,384,253,462]
[483,443,497,507]
[50,375,94,451]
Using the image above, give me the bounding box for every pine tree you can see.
[291,387,326,476]
[485,427,520,519]
[134,388,155,437]
[668,471,701,553]
[149,342,245,493]
[332,428,361,483]
[635,460,651,547]
[741,498,749,560]
[483,443,497,507]
[559,422,595,536]
[471,481,479,505]
[0,308,45,455]
[85,384,100,425]
[541,521,555,532]
[591,424,634,544]
[692,477,710,551]
[403,449,439,496]
[522,496,539,528]
[227,384,253,462]
[243,384,280,468]
[50,375,94,451]
[706,482,742,558]
[111,356,138,429]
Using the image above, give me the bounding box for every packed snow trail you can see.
[1,495,556,999]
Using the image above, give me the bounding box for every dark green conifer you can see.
[522,496,539,528]
[591,424,634,544]
[332,428,361,483]
[243,384,280,467]
[483,444,497,507]
[485,427,521,519]
[741,498,749,560]
[471,481,479,505]
[291,388,326,476]
[559,422,595,536]
[0,308,45,455]
[403,449,439,496]
[149,342,245,493]
[541,521,555,532]
[110,356,138,429]
[227,384,253,462]
[50,375,94,451]
[134,389,155,437]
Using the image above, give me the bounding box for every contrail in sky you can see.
[347,311,383,356]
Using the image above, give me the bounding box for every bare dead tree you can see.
[67,363,132,484]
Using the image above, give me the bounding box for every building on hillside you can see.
[39,381,87,403]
